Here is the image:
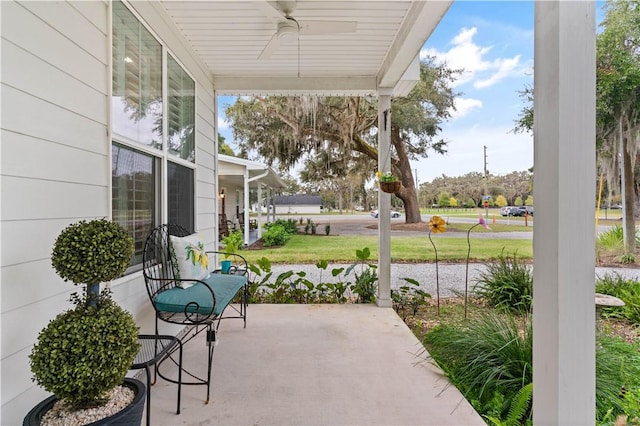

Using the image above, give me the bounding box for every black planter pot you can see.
[23,378,145,426]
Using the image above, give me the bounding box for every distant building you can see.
[272,195,323,214]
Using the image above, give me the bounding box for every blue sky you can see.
[218,2,605,184]
[414,1,535,183]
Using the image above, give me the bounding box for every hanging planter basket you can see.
[380,181,400,193]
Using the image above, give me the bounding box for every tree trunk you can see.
[391,126,422,223]
[622,131,636,254]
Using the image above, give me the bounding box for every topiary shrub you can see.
[29,292,139,407]
[29,219,139,409]
[51,218,134,285]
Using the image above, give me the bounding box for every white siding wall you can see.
[278,205,322,215]
[1,2,111,421]
[0,1,217,423]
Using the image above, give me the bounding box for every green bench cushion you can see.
[153,274,246,316]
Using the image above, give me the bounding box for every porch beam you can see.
[533,2,596,423]
[214,76,377,96]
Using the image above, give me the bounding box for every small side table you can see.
[131,334,182,426]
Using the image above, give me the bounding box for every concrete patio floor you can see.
[144,304,484,425]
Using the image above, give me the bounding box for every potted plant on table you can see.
[378,171,400,194]
[220,230,243,273]
[25,219,144,425]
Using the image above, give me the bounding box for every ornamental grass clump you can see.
[424,312,533,418]
[473,250,532,313]
[29,219,139,409]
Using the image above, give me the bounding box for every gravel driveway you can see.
[269,262,640,298]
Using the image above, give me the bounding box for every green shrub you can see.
[597,224,640,251]
[346,247,377,303]
[596,273,640,325]
[595,336,640,420]
[221,230,243,255]
[325,224,331,235]
[484,383,533,426]
[51,218,134,285]
[473,251,532,313]
[262,224,292,247]
[30,219,139,408]
[352,267,377,303]
[619,253,637,264]
[392,278,431,320]
[424,313,533,417]
[303,218,316,234]
[29,291,139,408]
[264,218,298,234]
[598,225,624,250]
[425,312,640,423]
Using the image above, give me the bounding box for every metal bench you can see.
[142,224,248,404]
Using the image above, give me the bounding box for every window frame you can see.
[166,52,196,163]
[110,0,198,271]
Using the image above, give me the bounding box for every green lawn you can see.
[242,233,532,264]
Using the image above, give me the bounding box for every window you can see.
[167,54,195,162]
[168,162,194,233]
[112,1,162,149]
[112,143,158,266]
[111,2,197,269]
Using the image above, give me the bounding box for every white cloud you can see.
[450,97,483,120]
[218,115,230,129]
[474,56,521,89]
[422,27,523,89]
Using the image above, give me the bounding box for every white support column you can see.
[257,184,263,239]
[271,189,276,222]
[377,88,393,308]
[533,2,596,424]
[243,169,250,246]
[213,92,220,244]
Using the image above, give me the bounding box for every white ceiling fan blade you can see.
[258,33,282,60]
[299,20,357,35]
[253,1,286,24]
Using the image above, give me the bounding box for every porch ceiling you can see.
[156,1,452,95]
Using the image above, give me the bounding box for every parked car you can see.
[517,206,534,216]
[500,206,517,216]
[371,210,401,218]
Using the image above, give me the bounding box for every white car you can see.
[371,210,401,218]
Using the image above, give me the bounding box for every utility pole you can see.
[483,145,489,218]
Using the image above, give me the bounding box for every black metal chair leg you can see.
[176,339,182,414]
[205,325,216,404]
[144,366,152,426]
